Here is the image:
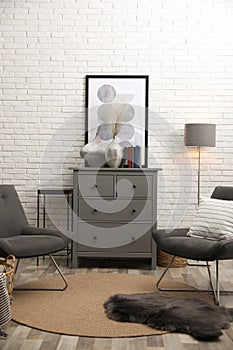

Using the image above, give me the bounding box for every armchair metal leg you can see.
[14,255,68,292]
[156,255,176,291]
[49,254,68,291]
[156,256,233,305]
[206,261,217,304]
[216,260,220,305]
[14,259,20,274]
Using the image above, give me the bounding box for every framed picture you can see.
[85,75,149,167]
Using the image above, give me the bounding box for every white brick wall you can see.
[1,0,233,229]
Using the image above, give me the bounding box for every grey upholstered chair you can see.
[0,185,68,291]
[153,186,233,305]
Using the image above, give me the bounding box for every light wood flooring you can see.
[1,257,233,350]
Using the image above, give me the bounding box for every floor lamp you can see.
[184,123,216,205]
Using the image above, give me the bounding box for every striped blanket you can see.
[0,273,11,339]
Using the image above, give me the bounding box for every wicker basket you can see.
[157,249,187,268]
[0,255,15,296]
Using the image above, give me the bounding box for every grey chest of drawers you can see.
[70,167,161,269]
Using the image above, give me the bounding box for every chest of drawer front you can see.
[79,199,153,222]
[75,222,152,253]
[116,175,152,198]
[77,174,114,197]
[71,168,160,269]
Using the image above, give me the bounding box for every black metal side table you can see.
[37,188,73,266]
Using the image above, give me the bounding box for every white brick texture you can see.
[1,0,233,229]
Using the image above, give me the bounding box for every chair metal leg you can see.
[156,255,176,291]
[156,255,206,294]
[14,255,68,292]
[156,256,233,305]
[188,262,207,267]
[14,259,20,275]
[49,254,68,291]
[206,261,217,305]
[216,260,220,305]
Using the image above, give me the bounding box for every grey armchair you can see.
[0,185,68,291]
[153,186,233,305]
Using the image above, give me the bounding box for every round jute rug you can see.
[12,273,213,338]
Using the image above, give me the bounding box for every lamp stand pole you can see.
[197,146,201,206]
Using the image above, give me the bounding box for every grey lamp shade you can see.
[184,123,216,147]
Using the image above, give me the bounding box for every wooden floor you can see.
[1,257,233,350]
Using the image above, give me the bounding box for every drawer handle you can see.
[133,184,136,189]
[92,208,98,213]
[94,184,98,188]
[93,236,97,240]
[132,208,136,213]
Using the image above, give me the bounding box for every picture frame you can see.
[85,75,149,168]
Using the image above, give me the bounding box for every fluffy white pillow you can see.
[187,197,233,240]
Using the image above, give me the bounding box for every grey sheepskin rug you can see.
[104,292,233,340]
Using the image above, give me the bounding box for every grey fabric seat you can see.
[0,235,66,259]
[153,228,233,262]
[152,186,233,305]
[0,185,68,291]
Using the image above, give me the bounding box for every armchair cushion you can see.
[153,228,233,261]
[0,235,66,259]
[21,226,70,245]
[187,197,233,241]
